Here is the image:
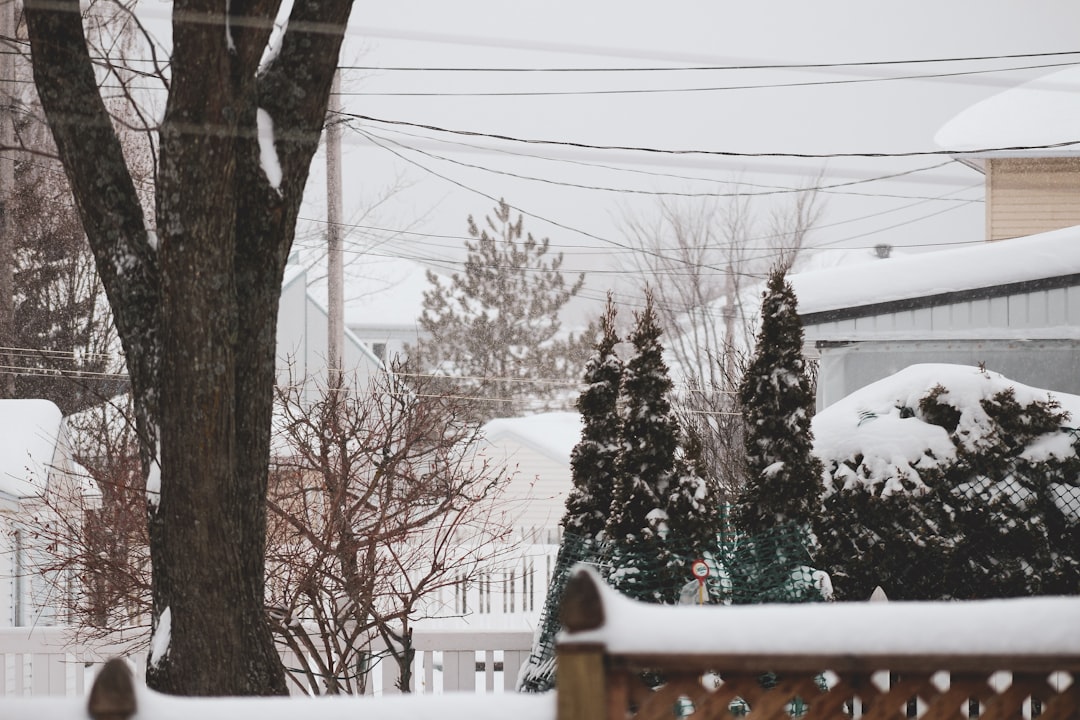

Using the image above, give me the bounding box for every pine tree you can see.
[735,266,823,535]
[563,295,623,541]
[605,290,680,602]
[412,199,593,423]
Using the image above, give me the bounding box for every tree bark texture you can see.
[25,0,355,695]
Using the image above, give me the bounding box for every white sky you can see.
[292,0,1080,325]
[115,1,1080,326]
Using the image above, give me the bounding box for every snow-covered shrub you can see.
[812,364,1080,600]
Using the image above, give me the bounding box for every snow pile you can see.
[934,66,1080,154]
[812,364,1080,496]
[790,223,1080,317]
[5,686,555,720]
[562,567,1080,657]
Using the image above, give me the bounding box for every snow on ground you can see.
[789,223,1080,316]
[563,567,1080,657]
[5,687,555,720]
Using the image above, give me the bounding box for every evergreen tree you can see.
[814,372,1080,600]
[735,266,823,535]
[664,427,722,558]
[412,199,593,423]
[605,291,680,602]
[563,295,623,540]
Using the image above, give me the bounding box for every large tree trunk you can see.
[25,0,354,695]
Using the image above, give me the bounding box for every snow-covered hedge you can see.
[812,364,1080,600]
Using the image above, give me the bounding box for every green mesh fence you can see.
[517,512,828,693]
[517,533,606,693]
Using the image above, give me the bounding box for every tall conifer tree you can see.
[606,291,679,601]
[736,267,823,535]
[564,295,623,540]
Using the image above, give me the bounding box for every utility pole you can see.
[326,69,344,393]
[0,0,17,397]
[722,263,737,387]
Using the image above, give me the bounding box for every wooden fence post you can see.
[557,569,609,720]
[557,644,609,720]
[87,658,137,720]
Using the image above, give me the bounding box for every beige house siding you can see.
[987,157,1080,241]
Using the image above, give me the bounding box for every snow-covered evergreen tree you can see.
[665,427,722,554]
[813,365,1080,600]
[563,296,624,540]
[605,291,680,602]
[735,266,823,535]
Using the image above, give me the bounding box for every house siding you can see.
[987,157,1080,241]
[482,441,571,543]
[802,284,1080,340]
[803,281,1080,409]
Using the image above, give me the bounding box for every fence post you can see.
[556,569,609,720]
[556,644,608,720]
[87,658,137,720]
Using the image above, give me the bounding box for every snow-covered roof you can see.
[934,66,1080,157]
[319,256,435,330]
[480,412,583,466]
[0,399,65,499]
[790,224,1080,319]
[285,256,436,332]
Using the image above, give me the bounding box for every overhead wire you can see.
[335,60,1080,97]
[351,124,979,200]
[344,120,978,196]
[348,113,1080,159]
[339,49,1080,73]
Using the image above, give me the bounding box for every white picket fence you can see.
[0,625,535,698]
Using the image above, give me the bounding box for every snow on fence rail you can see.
[556,568,1080,720]
[8,569,1080,720]
[0,625,534,698]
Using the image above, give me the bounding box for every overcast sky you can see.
[281,1,1080,322]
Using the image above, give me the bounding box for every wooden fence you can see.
[556,569,1080,720]
[0,625,534,697]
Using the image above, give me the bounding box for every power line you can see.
[336,60,1080,97]
[354,125,969,200]
[339,49,1080,73]
[348,113,1080,159]
[356,126,980,202]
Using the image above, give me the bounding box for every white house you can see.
[297,255,435,366]
[342,256,433,364]
[276,262,386,402]
[479,412,582,544]
[0,399,84,627]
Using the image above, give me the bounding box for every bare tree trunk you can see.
[25,0,355,695]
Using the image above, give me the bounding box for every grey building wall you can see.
[814,339,1080,411]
